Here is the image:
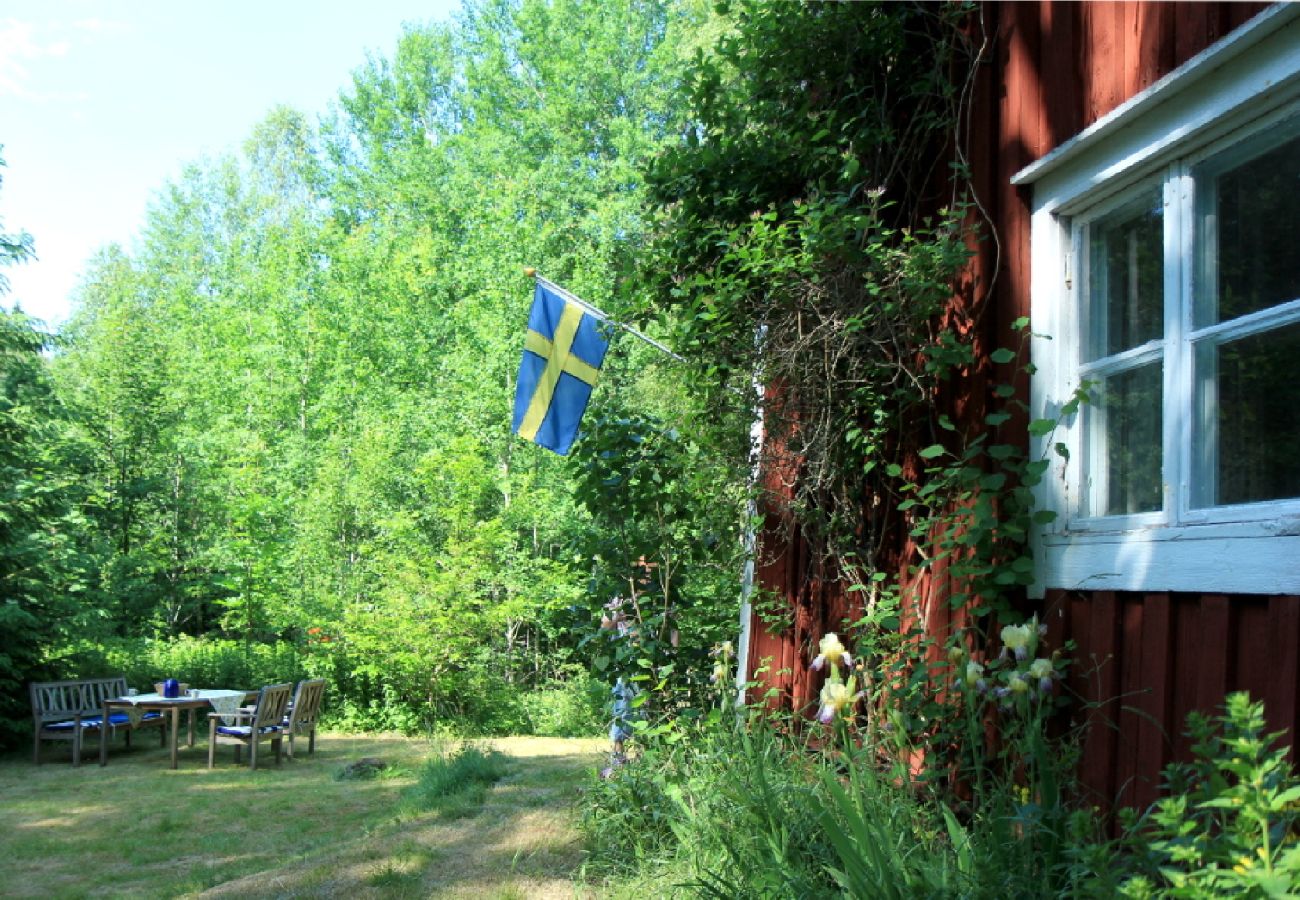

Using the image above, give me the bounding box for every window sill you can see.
[1033,519,1300,596]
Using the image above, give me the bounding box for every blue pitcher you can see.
[163,678,179,699]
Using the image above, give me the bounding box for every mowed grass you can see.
[0,731,606,898]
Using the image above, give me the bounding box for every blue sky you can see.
[0,0,460,328]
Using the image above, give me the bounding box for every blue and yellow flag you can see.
[512,281,610,455]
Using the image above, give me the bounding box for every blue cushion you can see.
[45,711,165,730]
[215,724,281,737]
[44,717,102,731]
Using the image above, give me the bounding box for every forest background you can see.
[0,0,756,747]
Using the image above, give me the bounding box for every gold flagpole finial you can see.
[523,267,537,278]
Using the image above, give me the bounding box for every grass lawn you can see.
[0,731,607,898]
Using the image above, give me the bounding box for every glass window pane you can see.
[1196,132,1300,326]
[1088,191,1164,359]
[1194,321,1300,507]
[1090,362,1163,516]
[1086,358,1170,512]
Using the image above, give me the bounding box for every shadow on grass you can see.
[199,742,604,898]
[0,734,604,899]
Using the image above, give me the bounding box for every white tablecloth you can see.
[117,689,248,724]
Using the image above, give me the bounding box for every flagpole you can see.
[528,270,686,364]
[524,268,762,708]
[734,325,766,712]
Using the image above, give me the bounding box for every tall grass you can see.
[584,692,1300,897]
[583,712,1099,897]
[585,720,843,894]
[401,743,511,819]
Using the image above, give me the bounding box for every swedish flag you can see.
[512,280,610,455]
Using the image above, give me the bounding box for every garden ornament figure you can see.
[600,677,639,779]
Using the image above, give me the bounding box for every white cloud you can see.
[0,19,41,97]
[0,18,98,100]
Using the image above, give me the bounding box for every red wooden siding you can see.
[746,1,1280,813]
[1054,590,1300,810]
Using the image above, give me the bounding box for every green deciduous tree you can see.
[44,0,747,734]
[0,155,96,744]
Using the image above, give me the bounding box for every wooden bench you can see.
[30,677,166,766]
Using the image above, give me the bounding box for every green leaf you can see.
[990,348,1016,365]
[919,444,946,460]
[1269,785,1300,809]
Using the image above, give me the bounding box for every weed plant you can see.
[401,743,510,819]
[1078,693,1300,898]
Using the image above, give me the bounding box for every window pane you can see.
[1197,132,1300,325]
[1195,321,1300,507]
[1088,191,1164,359]
[1092,362,1163,516]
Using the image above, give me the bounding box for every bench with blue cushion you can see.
[30,676,166,766]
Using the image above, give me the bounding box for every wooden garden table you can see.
[98,690,252,769]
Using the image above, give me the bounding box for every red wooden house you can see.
[743,2,1300,813]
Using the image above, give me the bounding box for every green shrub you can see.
[54,635,307,694]
[520,672,606,737]
[673,723,841,898]
[328,682,427,735]
[1109,692,1300,898]
[48,638,643,740]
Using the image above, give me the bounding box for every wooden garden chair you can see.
[207,682,292,770]
[285,679,326,758]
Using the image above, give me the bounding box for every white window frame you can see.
[1015,5,1300,597]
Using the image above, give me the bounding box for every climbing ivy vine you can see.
[643,0,989,599]
[636,0,1091,722]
